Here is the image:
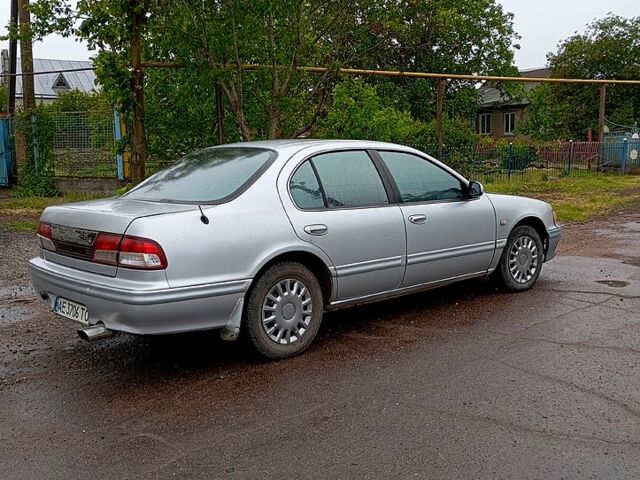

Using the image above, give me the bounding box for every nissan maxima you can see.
[29,140,561,359]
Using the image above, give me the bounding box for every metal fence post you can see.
[622,138,629,174]
[507,142,513,180]
[113,110,124,180]
[568,140,574,176]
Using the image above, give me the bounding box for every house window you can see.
[504,112,516,135]
[478,113,491,135]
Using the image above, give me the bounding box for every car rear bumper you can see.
[28,257,251,335]
[545,226,562,261]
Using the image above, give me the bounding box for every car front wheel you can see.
[244,262,323,359]
[496,225,544,292]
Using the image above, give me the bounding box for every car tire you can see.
[244,262,323,360]
[496,225,544,292]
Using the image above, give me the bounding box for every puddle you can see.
[595,279,630,288]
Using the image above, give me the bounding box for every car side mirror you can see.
[467,181,484,198]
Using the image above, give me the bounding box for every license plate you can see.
[54,297,89,325]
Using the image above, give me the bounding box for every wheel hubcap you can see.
[508,235,539,284]
[262,278,313,345]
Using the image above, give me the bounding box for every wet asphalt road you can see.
[1,213,639,479]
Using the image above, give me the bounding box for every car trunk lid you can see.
[40,197,198,276]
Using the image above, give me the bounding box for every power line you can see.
[0,67,96,78]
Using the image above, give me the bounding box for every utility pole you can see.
[8,0,19,115]
[18,0,36,110]
[129,0,147,184]
[598,83,607,143]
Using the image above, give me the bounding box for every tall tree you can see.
[29,0,520,165]
[30,0,153,183]
[18,0,36,110]
[527,14,640,139]
[342,0,521,121]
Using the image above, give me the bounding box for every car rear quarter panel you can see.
[123,165,334,289]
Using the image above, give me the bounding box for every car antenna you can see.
[197,205,210,225]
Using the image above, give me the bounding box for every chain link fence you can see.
[12,110,117,178]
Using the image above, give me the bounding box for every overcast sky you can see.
[0,1,639,69]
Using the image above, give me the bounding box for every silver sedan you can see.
[29,140,561,359]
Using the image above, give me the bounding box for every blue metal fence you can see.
[0,117,12,186]
[602,129,640,172]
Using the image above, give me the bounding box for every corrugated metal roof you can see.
[15,58,98,99]
[478,68,549,108]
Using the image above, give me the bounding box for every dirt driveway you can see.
[1,205,639,479]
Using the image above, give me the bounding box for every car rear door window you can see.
[311,151,389,208]
[289,160,325,209]
[378,151,464,203]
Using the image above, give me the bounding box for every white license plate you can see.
[54,297,89,325]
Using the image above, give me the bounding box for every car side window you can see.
[378,151,464,203]
[289,160,325,209]
[311,151,389,208]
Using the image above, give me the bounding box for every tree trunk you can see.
[8,0,19,115]
[18,0,35,111]
[215,82,225,144]
[129,0,147,185]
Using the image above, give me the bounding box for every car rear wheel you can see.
[496,225,543,292]
[244,262,323,359]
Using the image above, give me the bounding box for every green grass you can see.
[1,219,38,232]
[485,173,640,222]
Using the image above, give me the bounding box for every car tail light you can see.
[118,236,167,269]
[92,233,167,270]
[92,233,121,266]
[36,222,56,251]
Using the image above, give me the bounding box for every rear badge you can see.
[51,225,97,245]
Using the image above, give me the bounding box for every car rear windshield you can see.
[125,147,276,204]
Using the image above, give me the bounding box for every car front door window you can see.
[377,151,463,203]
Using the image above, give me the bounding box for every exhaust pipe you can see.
[77,325,114,342]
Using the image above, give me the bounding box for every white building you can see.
[1,49,98,104]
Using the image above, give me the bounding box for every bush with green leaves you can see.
[317,79,480,172]
[0,85,8,112]
[317,79,416,143]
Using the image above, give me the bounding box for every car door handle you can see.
[408,214,427,225]
[304,224,328,236]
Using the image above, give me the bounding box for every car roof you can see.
[218,138,424,164]
[219,139,421,155]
